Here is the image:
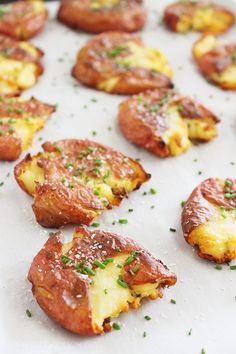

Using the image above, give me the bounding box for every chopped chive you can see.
[94,156,102,166]
[0,181,4,187]
[144,315,151,321]
[55,145,62,153]
[112,322,121,330]
[215,265,222,270]
[124,250,139,265]
[26,309,32,318]
[149,188,157,195]
[104,289,108,294]
[103,258,113,265]
[230,265,236,270]
[117,276,128,288]
[188,328,192,336]
[169,228,176,232]
[75,261,84,271]
[83,266,95,276]
[143,331,147,338]
[118,219,128,224]
[61,255,70,264]
[170,299,176,304]
[115,246,121,252]
[201,350,206,354]
[94,259,105,269]
[128,209,133,212]
[181,201,185,208]
[225,180,232,187]
[91,222,100,227]
[117,264,122,269]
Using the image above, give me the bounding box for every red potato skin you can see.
[14,139,150,228]
[0,97,55,161]
[72,32,173,95]
[181,178,236,263]
[164,1,235,34]
[0,1,48,40]
[57,0,146,33]
[193,38,236,90]
[118,89,219,157]
[28,226,177,335]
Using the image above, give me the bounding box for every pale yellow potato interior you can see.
[185,118,217,141]
[89,255,160,332]
[97,77,120,93]
[30,0,46,13]
[90,0,119,10]
[190,207,236,261]
[193,35,217,58]
[176,7,232,33]
[18,156,44,196]
[212,66,236,87]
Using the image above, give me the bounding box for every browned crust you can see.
[28,226,177,335]
[14,139,150,227]
[118,89,219,157]
[181,178,236,263]
[0,1,48,40]
[57,0,146,33]
[164,1,235,34]
[193,37,236,90]
[0,97,56,161]
[72,32,173,95]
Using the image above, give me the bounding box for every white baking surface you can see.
[0,1,236,353]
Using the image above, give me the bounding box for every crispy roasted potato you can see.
[0,96,55,161]
[118,89,219,157]
[182,178,236,263]
[164,1,235,34]
[14,139,150,227]
[58,0,146,33]
[72,32,173,95]
[0,34,44,96]
[193,35,236,90]
[0,0,48,40]
[28,226,177,335]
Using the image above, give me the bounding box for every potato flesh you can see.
[212,66,236,86]
[193,35,217,58]
[18,157,44,196]
[185,118,217,141]
[17,153,142,204]
[1,117,44,150]
[97,77,119,93]
[176,8,231,33]
[30,0,46,13]
[0,57,38,94]
[89,255,159,332]
[190,207,236,260]
[117,42,173,79]
[90,0,119,10]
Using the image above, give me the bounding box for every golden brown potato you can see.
[193,35,236,90]
[0,1,48,40]
[0,96,55,161]
[58,0,146,33]
[14,139,150,228]
[72,32,173,95]
[182,178,236,263]
[28,226,177,335]
[118,89,219,157]
[0,34,44,96]
[164,1,235,34]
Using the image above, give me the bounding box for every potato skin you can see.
[0,97,55,161]
[118,89,219,157]
[14,139,150,228]
[72,32,173,95]
[28,226,177,335]
[0,1,48,40]
[193,36,236,90]
[164,1,235,34]
[182,178,236,263]
[58,0,146,33]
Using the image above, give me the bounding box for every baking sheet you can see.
[1,1,236,353]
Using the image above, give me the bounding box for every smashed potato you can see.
[0,1,48,40]
[164,1,235,34]
[72,32,173,95]
[0,96,55,161]
[58,0,146,33]
[118,89,219,158]
[14,139,150,227]
[193,35,236,90]
[0,34,44,96]
[28,226,177,335]
[182,178,236,263]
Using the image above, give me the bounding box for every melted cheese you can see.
[117,42,173,78]
[190,207,236,261]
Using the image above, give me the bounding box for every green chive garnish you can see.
[117,276,128,288]
[94,259,105,269]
